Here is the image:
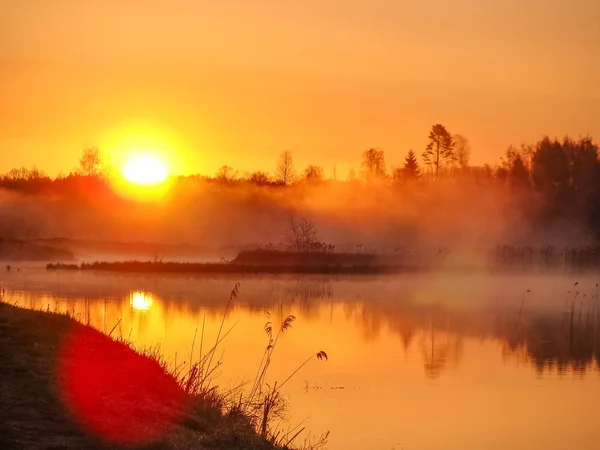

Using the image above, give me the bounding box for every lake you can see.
[2,267,600,450]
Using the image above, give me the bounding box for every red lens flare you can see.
[57,325,188,445]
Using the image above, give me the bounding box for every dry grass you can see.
[170,284,330,450]
[0,284,329,450]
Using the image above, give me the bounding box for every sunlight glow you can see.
[129,291,153,311]
[122,155,168,186]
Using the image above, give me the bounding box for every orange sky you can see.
[1,0,599,177]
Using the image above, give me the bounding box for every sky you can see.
[1,0,599,177]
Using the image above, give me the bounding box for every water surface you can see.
[2,268,600,450]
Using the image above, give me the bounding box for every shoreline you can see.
[0,301,281,449]
[45,260,598,276]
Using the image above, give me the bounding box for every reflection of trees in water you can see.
[108,284,600,376]
[345,291,600,376]
[11,275,600,376]
[497,306,600,375]
[359,307,383,342]
[283,280,333,314]
[344,299,465,377]
[285,280,333,302]
[420,315,464,380]
[247,280,335,327]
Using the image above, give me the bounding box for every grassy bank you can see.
[0,301,284,449]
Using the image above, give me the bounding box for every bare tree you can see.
[303,165,324,182]
[216,165,238,183]
[151,250,163,263]
[360,148,386,181]
[275,150,296,185]
[502,144,534,171]
[27,166,48,180]
[452,134,471,169]
[5,168,26,182]
[422,124,454,177]
[79,147,103,177]
[284,216,318,252]
[245,171,272,186]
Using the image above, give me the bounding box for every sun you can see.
[122,155,169,186]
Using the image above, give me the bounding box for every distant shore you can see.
[44,247,600,275]
[49,260,420,275]
[46,249,435,275]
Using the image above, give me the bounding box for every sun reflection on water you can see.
[129,291,154,311]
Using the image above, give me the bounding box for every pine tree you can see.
[403,150,420,181]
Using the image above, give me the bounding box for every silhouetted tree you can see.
[452,134,471,169]
[303,165,324,183]
[275,150,296,185]
[531,136,585,219]
[245,171,272,186]
[27,166,48,180]
[79,147,103,177]
[403,150,420,180]
[6,167,30,182]
[495,166,509,184]
[423,124,454,177]
[565,137,599,226]
[503,144,534,170]
[284,216,318,251]
[526,136,598,221]
[532,137,569,192]
[566,136,598,194]
[392,150,421,186]
[216,165,238,183]
[360,148,386,181]
[1,166,52,192]
[509,154,530,188]
[151,250,163,263]
[391,167,403,186]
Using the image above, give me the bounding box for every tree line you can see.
[0,124,467,187]
[2,124,600,235]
